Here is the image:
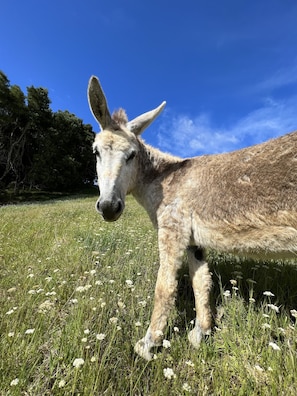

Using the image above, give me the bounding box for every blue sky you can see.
[1,0,297,157]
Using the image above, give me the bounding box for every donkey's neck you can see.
[139,139,182,176]
[132,139,184,226]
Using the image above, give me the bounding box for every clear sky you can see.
[1,0,297,157]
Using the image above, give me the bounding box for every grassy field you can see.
[1,196,297,395]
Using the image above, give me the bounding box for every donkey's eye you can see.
[126,151,136,163]
[94,149,101,160]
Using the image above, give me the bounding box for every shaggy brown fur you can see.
[88,75,297,361]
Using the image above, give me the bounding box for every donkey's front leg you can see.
[134,228,185,361]
[187,247,212,348]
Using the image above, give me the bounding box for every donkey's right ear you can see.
[87,76,112,130]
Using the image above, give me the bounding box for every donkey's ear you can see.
[127,101,166,136]
[88,76,112,130]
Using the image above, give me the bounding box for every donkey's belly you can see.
[193,223,297,260]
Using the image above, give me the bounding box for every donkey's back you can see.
[178,131,297,259]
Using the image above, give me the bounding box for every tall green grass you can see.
[1,196,297,395]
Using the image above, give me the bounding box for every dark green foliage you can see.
[0,71,95,195]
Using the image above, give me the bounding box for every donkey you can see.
[87,75,297,361]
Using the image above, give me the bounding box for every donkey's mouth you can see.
[96,198,124,222]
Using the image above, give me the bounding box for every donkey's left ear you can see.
[127,101,166,135]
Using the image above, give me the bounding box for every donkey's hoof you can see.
[134,339,153,361]
[188,328,202,348]
[188,327,211,348]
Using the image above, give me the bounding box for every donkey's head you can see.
[88,76,166,222]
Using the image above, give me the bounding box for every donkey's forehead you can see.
[93,129,137,152]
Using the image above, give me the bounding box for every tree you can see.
[0,70,96,194]
[31,110,95,191]
[0,72,28,190]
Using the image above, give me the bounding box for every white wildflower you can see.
[254,364,264,372]
[10,378,19,386]
[173,326,180,332]
[73,358,85,368]
[75,286,85,293]
[58,379,66,388]
[8,332,15,337]
[117,301,126,309]
[84,329,90,335]
[230,279,237,286]
[81,337,88,343]
[45,291,56,296]
[249,297,256,303]
[185,360,195,367]
[38,300,54,313]
[96,333,106,340]
[25,328,35,335]
[75,285,92,293]
[135,321,142,327]
[70,298,78,304]
[90,356,97,363]
[162,339,171,349]
[109,317,118,324]
[163,367,176,379]
[267,304,279,313]
[223,290,231,298]
[262,323,271,329]
[125,279,133,287]
[182,382,192,392]
[290,309,297,319]
[269,342,281,351]
[263,291,275,297]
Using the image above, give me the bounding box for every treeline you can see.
[0,71,95,193]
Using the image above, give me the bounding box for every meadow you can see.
[1,195,297,395]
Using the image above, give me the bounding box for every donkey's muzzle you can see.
[96,198,124,222]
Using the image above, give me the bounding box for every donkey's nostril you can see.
[115,200,123,214]
[96,199,101,213]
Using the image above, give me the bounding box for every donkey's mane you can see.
[138,139,188,183]
[111,108,128,127]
